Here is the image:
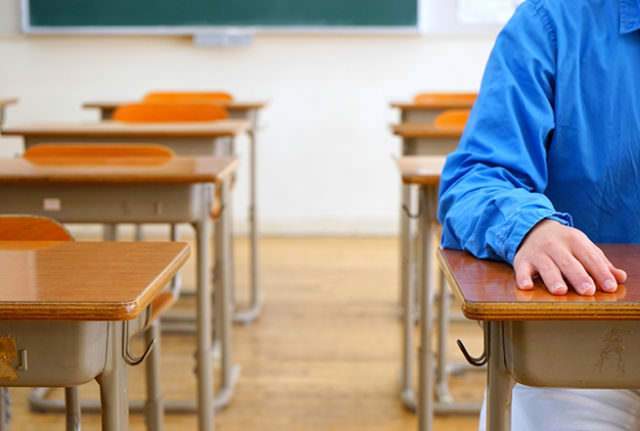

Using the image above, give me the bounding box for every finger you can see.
[572,242,618,293]
[533,255,568,295]
[610,267,628,284]
[596,249,628,284]
[547,247,595,296]
[514,259,535,290]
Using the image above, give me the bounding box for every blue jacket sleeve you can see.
[437,0,572,264]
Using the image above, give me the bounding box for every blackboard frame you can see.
[21,0,424,35]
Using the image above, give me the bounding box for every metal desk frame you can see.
[401,182,480,431]
[397,135,480,422]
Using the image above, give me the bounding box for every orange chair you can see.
[0,215,73,241]
[23,144,174,162]
[434,109,471,129]
[0,215,75,426]
[414,92,477,106]
[113,102,228,123]
[24,143,174,163]
[143,91,233,104]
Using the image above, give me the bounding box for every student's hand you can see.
[513,220,627,296]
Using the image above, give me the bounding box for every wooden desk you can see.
[397,157,479,431]
[392,123,463,155]
[392,125,463,330]
[0,98,17,125]
[438,246,640,431]
[0,241,188,431]
[84,100,267,323]
[0,156,237,431]
[391,99,475,124]
[0,119,259,324]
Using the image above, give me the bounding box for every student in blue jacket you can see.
[439,0,640,429]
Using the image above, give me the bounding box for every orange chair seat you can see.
[434,109,471,129]
[0,215,73,241]
[143,91,233,104]
[150,291,177,322]
[113,103,228,123]
[414,92,477,105]
[24,144,174,166]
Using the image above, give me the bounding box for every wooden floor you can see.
[9,236,484,430]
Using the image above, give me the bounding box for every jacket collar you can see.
[620,0,640,34]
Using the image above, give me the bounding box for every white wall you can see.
[0,2,497,235]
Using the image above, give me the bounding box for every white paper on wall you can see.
[457,0,522,24]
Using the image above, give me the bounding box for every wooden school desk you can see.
[439,245,640,431]
[397,157,480,431]
[84,100,267,323]
[0,240,189,431]
[392,125,465,410]
[0,120,252,326]
[0,155,237,431]
[392,122,463,318]
[0,99,17,125]
[390,97,475,124]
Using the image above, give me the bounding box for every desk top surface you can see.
[390,100,475,110]
[2,119,250,138]
[439,246,640,321]
[0,99,17,108]
[83,100,267,111]
[397,156,445,186]
[0,156,237,184]
[0,241,189,320]
[392,123,464,139]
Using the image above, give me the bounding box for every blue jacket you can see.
[438,0,640,264]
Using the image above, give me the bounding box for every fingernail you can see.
[604,279,618,292]
[519,279,533,289]
[581,282,596,295]
[551,283,567,295]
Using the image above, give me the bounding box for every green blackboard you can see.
[25,0,419,31]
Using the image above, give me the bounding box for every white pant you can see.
[478,385,640,431]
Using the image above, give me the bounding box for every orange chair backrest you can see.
[24,144,174,166]
[413,92,477,105]
[434,110,471,129]
[143,91,233,104]
[113,103,228,123]
[0,215,73,241]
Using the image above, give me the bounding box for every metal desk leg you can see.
[0,388,8,431]
[103,224,117,242]
[418,186,435,431]
[436,268,453,404]
[194,190,215,431]
[486,321,513,431]
[213,180,241,409]
[65,387,81,431]
[400,183,417,411]
[233,128,262,324]
[98,322,129,431]
[144,320,163,431]
[135,225,144,242]
[169,225,182,295]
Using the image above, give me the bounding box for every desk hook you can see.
[122,321,155,366]
[402,200,422,219]
[457,339,487,367]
